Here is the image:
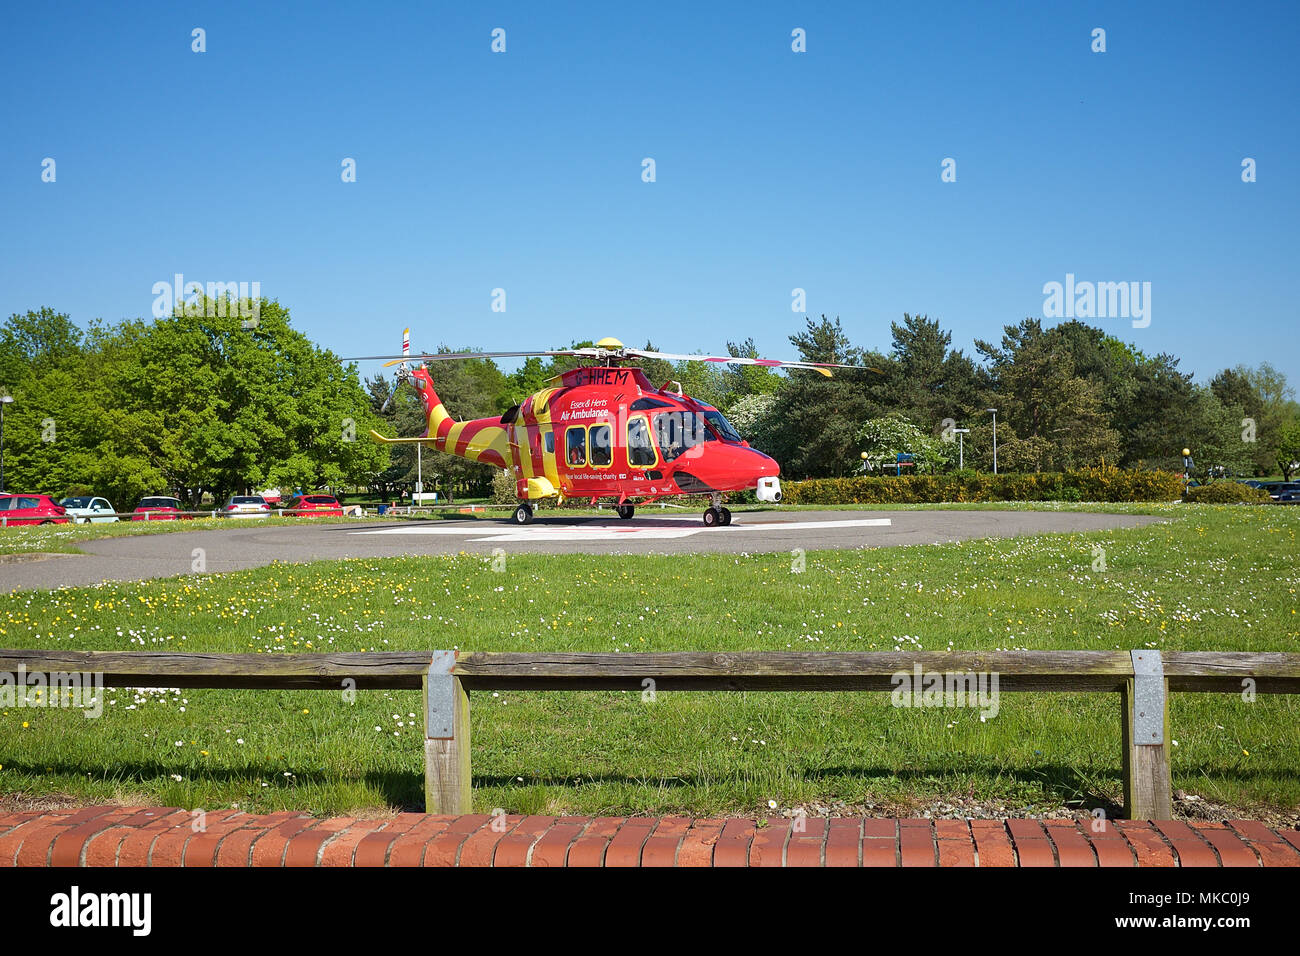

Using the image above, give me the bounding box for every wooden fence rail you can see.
[3,649,1298,820]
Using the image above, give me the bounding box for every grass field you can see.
[0,503,1296,821]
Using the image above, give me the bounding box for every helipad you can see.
[0,509,1166,590]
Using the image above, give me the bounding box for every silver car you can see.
[220,495,272,518]
[59,496,119,524]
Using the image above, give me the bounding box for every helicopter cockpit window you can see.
[627,417,657,467]
[590,424,612,466]
[654,411,714,461]
[566,427,586,466]
[701,407,743,442]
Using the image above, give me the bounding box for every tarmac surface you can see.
[0,509,1164,591]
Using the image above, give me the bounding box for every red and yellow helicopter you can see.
[358,332,871,526]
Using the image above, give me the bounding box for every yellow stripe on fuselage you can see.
[530,391,562,488]
[464,423,510,465]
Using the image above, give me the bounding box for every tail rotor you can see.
[379,328,413,412]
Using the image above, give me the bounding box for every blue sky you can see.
[3,0,1297,384]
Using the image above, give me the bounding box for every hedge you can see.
[779,466,1185,504]
[1182,482,1272,504]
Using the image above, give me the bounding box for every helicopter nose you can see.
[753,449,780,477]
[672,443,779,492]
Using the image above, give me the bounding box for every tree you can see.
[721,338,783,405]
[726,392,781,455]
[1277,419,1300,480]
[0,301,389,505]
[788,315,856,364]
[1210,367,1255,412]
[976,319,1120,471]
[1237,364,1296,475]
[857,415,952,473]
[506,356,552,403]
[0,307,83,385]
[766,316,889,477]
[886,313,983,434]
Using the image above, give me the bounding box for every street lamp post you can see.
[953,427,970,471]
[0,394,13,494]
[415,441,423,503]
[986,409,998,474]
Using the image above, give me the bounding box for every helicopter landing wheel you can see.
[512,502,533,525]
[703,507,721,527]
[720,507,732,525]
[616,504,635,520]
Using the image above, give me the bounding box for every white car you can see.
[220,495,272,518]
[58,496,119,524]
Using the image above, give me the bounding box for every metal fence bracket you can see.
[1130,649,1165,745]
[425,650,456,739]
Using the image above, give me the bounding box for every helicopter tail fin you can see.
[402,365,510,468]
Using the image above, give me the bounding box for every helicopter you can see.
[356,333,874,526]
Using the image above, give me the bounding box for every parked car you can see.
[59,495,119,524]
[286,494,343,516]
[1261,482,1300,502]
[0,494,70,525]
[131,496,186,520]
[221,495,272,518]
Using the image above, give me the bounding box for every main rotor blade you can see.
[345,349,604,365]
[624,348,882,377]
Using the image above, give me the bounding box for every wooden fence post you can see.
[1122,650,1173,820]
[424,650,471,814]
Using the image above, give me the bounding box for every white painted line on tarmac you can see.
[475,529,704,542]
[731,518,892,531]
[351,525,514,535]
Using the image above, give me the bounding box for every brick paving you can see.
[3,807,1296,867]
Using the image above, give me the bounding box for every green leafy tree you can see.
[1275,419,1300,480]
[721,338,783,405]
[885,313,984,437]
[976,319,1121,471]
[726,392,781,454]
[857,415,953,473]
[0,302,388,506]
[1228,364,1296,475]
[767,316,889,477]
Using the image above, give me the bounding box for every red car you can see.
[131,496,187,521]
[286,494,343,516]
[0,494,69,526]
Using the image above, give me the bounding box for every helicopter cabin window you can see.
[630,397,674,412]
[626,416,657,467]
[544,432,555,455]
[589,424,612,467]
[566,427,586,466]
[654,411,714,461]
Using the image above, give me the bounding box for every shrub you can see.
[490,468,517,504]
[780,468,1183,505]
[1182,482,1272,504]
